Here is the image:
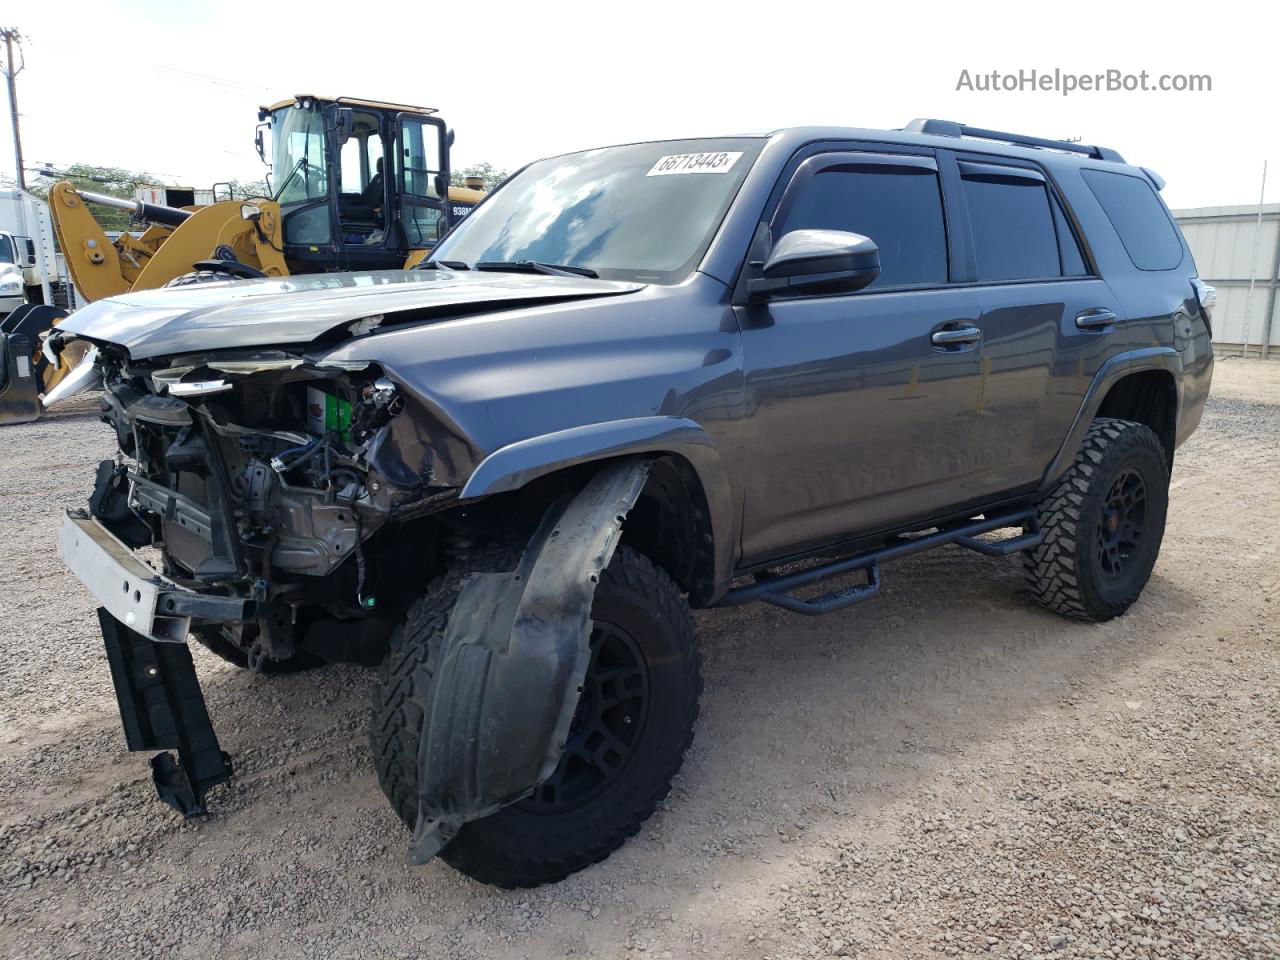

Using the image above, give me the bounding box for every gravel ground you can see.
[0,359,1276,960]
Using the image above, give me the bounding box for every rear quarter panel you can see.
[1053,160,1213,449]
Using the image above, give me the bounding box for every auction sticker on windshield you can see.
[646,152,743,176]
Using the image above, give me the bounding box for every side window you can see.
[960,165,1061,281]
[774,162,948,289]
[1050,192,1089,276]
[399,118,443,199]
[339,136,367,193]
[1081,169,1183,271]
[403,205,443,247]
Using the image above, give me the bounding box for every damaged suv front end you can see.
[58,331,490,819]
[65,342,435,646]
[53,266,662,829]
[54,135,766,884]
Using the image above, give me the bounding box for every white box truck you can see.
[0,188,80,317]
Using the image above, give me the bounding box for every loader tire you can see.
[1024,417,1169,623]
[370,544,702,888]
[163,269,242,288]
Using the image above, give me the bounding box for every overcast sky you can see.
[4,0,1277,211]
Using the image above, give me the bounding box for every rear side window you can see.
[1050,194,1089,276]
[1081,169,1183,271]
[775,164,948,289]
[960,167,1061,281]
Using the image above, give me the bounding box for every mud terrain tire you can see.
[370,544,701,888]
[1024,417,1169,622]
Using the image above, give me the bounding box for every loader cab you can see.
[262,96,460,271]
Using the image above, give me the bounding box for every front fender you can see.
[409,457,650,863]
[461,416,737,600]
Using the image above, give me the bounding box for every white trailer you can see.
[0,188,80,317]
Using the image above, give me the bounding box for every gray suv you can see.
[54,119,1213,887]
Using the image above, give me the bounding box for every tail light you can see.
[1191,278,1216,336]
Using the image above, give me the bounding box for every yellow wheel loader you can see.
[0,95,486,424]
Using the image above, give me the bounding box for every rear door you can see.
[952,154,1122,486]
[394,113,452,253]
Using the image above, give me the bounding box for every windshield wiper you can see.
[272,157,310,202]
[474,260,599,279]
[416,259,470,271]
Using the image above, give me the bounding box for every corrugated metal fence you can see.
[1173,204,1280,358]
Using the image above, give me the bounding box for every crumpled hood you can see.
[57,269,644,360]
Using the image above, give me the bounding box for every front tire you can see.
[1024,417,1169,622]
[370,544,701,888]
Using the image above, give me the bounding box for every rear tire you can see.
[1024,417,1169,622]
[370,544,701,888]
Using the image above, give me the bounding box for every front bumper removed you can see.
[58,511,248,643]
[98,610,233,816]
[60,510,238,815]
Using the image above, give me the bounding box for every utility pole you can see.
[1,27,24,190]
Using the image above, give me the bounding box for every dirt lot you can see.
[0,359,1276,960]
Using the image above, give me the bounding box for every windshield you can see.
[271,106,329,204]
[431,138,764,284]
[0,234,13,264]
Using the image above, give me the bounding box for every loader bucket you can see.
[0,331,42,425]
[0,304,72,425]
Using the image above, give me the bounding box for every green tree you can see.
[25,163,164,231]
[450,162,509,191]
[223,178,272,201]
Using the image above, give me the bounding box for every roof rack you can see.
[903,119,1125,164]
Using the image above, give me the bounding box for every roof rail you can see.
[903,119,1125,164]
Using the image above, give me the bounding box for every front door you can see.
[393,113,452,258]
[737,150,991,563]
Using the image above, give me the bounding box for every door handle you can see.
[931,325,982,347]
[1075,308,1117,330]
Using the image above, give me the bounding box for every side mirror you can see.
[748,229,881,299]
[254,123,267,164]
[332,107,355,145]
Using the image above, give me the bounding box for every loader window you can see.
[398,118,442,199]
[272,106,328,204]
[339,120,384,196]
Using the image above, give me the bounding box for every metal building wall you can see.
[1173,204,1280,357]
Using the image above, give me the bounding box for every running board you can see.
[719,510,1041,616]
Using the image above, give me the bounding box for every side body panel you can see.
[735,286,987,562]
[1048,159,1213,463]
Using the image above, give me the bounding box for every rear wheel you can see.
[370,544,701,888]
[1024,417,1169,622]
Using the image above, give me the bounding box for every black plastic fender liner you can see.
[408,456,651,863]
[98,608,233,817]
